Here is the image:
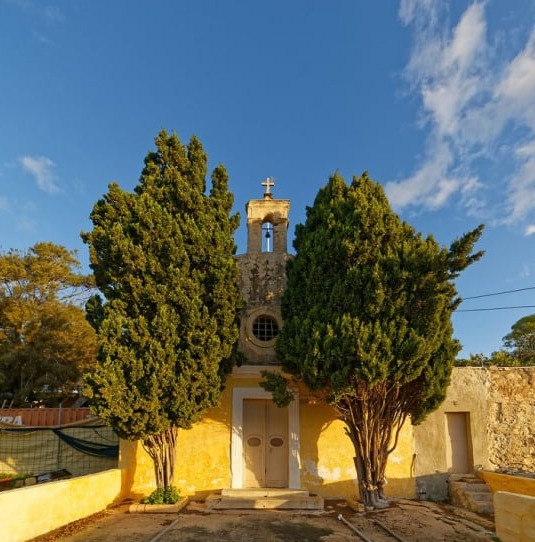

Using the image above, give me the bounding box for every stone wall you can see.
[487,367,535,472]
[413,367,535,500]
[235,252,291,364]
[235,253,290,308]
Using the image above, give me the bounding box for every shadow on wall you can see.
[414,472,451,502]
[298,398,416,500]
[298,399,357,499]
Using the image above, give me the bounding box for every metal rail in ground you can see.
[338,513,409,542]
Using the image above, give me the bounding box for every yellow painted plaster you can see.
[495,491,535,542]
[121,385,233,499]
[479,471,535,497]
[0,469,123,542]
[122,375,416,500]
[299,401,359,498]
[298,392,415,499]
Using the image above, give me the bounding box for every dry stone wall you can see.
[487,367,535,472]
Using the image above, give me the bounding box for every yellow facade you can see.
[122,372,417,501]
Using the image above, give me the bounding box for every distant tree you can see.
[0,243,96,406]
[455,352,488,367]
[455,350,517,367]
[264,172,484,508]
[502,314,535,365]
[81,130,242,493]
[457,315,535,367]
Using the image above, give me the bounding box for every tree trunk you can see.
[339,383,407,508]
[142,427,178,490]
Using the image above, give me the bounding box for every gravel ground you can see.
[30,499,497,542]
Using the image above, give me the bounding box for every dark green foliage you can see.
[455,350,519,367]
[503,314,535,365]
[142,485,180,505]
[260,370,295,407]
[274,172,484,506]
[81,130,241,488]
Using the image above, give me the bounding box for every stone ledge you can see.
[129,496,189,514]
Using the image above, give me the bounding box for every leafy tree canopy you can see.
[502,314,535,365]
[457,314,535,367]
[0,243,96,406]
[268,172,484,506]
[455,350,518,367]
[81,130,242,489]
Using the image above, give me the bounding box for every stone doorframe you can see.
[231,387,301,489]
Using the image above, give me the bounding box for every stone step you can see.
[221,488,310,498]
[205,489,324,510]
[466,491,493,502]
[454,482,492,493]
[466,498,494,516]
[449,475,494,516]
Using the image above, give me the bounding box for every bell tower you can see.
[236,178,291,365]
[246,177,290,255]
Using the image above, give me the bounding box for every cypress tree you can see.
[82,130,241,492]
[271,172,484,507]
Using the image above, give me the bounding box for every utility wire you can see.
[462,286,535,300]
[457,286,535,312]
[457,305,535,313]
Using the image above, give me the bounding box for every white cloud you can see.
[19,155,60,194]
[506,140,535,222]
[399,0,439,28]
[385,140,457,208]
[496,30,535,116]
[43,6,64,24]
[5,0,64,24]
[525,224,535,236]
[390,1,535,228]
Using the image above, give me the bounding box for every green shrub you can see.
[141,486,180,505]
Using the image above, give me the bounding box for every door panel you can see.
[445,412,472,473]
[243,399,288,488]
[266,400,289,487]
[243,399,266,487]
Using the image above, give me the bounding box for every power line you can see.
[457,305,535,313]
[462,286,535,300]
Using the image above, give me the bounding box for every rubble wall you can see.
[487,367,535,472]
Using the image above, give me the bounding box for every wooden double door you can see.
[243,399,289,488]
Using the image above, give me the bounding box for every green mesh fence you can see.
[0,425,119,477]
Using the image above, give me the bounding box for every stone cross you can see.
[261,177,275,196]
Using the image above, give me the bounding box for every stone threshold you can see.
[206,488,324,510]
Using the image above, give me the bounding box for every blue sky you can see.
[2,0,535,358]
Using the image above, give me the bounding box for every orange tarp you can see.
[0,408,94,427]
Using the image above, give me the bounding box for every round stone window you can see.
[252,315,279,342]
[245,308,282,350]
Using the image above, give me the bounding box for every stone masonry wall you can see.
[234,252,291,364]
[235,252,290,308]
[487,367,535,472]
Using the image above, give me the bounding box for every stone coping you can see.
[478,470,535,497]
[129,496,189,513]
